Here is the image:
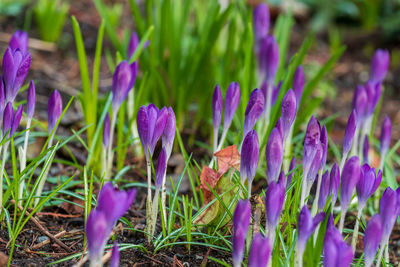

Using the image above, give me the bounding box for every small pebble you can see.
[37,236,49,243]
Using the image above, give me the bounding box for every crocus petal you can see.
[162,107,176,159]
[343,110,356,155]
[155,148,167,190]
[248,233,272,267]
[26,80,35,119]
[340,156,361,210]
[243,89,265,137]
[48,90,62,134]
[110,241,120,267]
[293,66,305,105]
[223,82,241,130]
[253,3,270,43]
[364,214,383,267]
[380,116,391,156]
[281,89,297,140]
[232,199,251,266]
[212,85,223,130]
[370,49,389,84]
[266,127,283,183]
[240,130,259,184]
[265,181,285,230]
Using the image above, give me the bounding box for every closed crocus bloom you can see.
[240,130,259,186]
[155,148,167,190]
[259,35,279,83]
[151,107,168,153]
[0,80,4,120]
[343,110,356,155]
[340,156,361,210]
[364,214,383,267]
[293,66,305,105]
[112,61,138,109]
[26,81,35,119]
[380,116,391,156]
[243,89,264,137]
[281,89,297,140]
[2,47,31,102]
[307,143,322,184]
[318,170,330,211]
[2,102,13,137]
[371,49,389,84]
[323,219,354,267]
[363,135,369,164]
[162,107,176,159]
[223,82,241,130]
[103,113,110,147]
[352,85,367,125]
[111,241,120,267]
[248,233,271,267]
[297,206,325,255]
[320,125,328,170]
[379,187,400,242]
[48,90,62,134]
[303,116,321,176]
[266,128,283,183]
[356,164,381,208]
[232,199,251,267]
[11,104,22,135]
[212,85,223,130]
[364,81,376,117]
[286,156,295,189]
[265,181,285,231]
[9,30,29,55]
[86,209,109,262]
[330,163,340,205]
[253,3,270,43]
[137,104,158,157]
[127,31,139,59]
[372,82,382,110]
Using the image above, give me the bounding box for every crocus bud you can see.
[286,156,295,189]
[127,32,139,59]
[162,107,176,159]
[232,199,251,267]
[9,30,29,55]
[340,156,361,210]
[370,49,389,84]
[259,35,279,83]
[11,104,22,135]
[297,206,325,255]
[281,89,297,140]
[240,130,259,185]
[243,89,265,137]
[253,3,270,43]
[0,80,4,120]
[212,85,223,131]
[48,90,62,134]
[379,187,400,243]
[112,61,138,109]
[266,128,283,183]
[2,102,13,137]
[364,214,383,267]
[248,233,272,267]
[86,210,109,262]
[330,163,340,205]
[380,116,391,156]
[320,125,328,170]
[103,113,110,147]
[356,164,381,209]
[111,241,120,267]
[2,47,31,102]
[372,82,382,110]
[352,85,367,125]
[303,116,321,177]
[152,107,168,152]
[155,148,167,190]
[318,170,330,211]
[307,143,322,185]
[293,66,305,105]
[27,81,35,119]
[265,181,285,231]
[363,135,369,164]
[323,218,354,267]
[223,82,240,130]
[364,81,376,117]
[343,110,356,155]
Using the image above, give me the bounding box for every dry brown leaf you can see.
[200,166,219,204]
[0,251,8,266]
[214,145,240,175]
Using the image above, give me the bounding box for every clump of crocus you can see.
[86,183,136,267]
[379,116,391,170]
[232,199,251,267]
[323,216,353,267]
[339,156,361,233]
[364,214,383,267]
[265,180,285,244]
[266,127,283,184]
[243,89,264,139]
[296,206,325,267]
[240,130,259,197]
[248,233,271,267]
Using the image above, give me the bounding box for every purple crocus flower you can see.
[9,30,29,55]
[303,116,321,178]
[111,241,120,267]
[343,110,356,156]
[340,156,361,211]
[307,143,322,184]
[26,81,35,119]
[330,163,340,205]
[0,80,5,121]
[155,148,167,190]
[370,49,389,84]
[323,216,354,267]
[379,187,400,243]
[232,199,251,267]
[372,82,382,110]
[240,130,259,190]
[48,90,62,134]
[352,85,367,125]
[258,35,279,83]
[275,117,284,138]
[253,3,270,43]
[243,89,264,137]
[293,66,305,105]
[266,128,283,183]
[261,80,282,107]
[265,181,285,231]
[297,206,325,255]
[380,116,391,157]
[364,214,383,267]
[223,82,240,131]
[2,47,31,102]
[112,61,138,110]
[11,104,22,135]
[248,233,272,267]
[127,32,139,59]
[363,135,369,164]
[212,85,223,131]
[356,164,381,209]
[103,113,110,147]
[86,209,109,262]
[281,89,297,140]
[318,170,330,211]
[286,156,295,189]
[162,107,176,159]
[364,81,377,117]
[2,103,13,137]
[320,125,328,170]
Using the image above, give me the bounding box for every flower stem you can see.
[105,112,117,181]
[351,207,363,251]
[19,119,32,205]
[339,208,347,233]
